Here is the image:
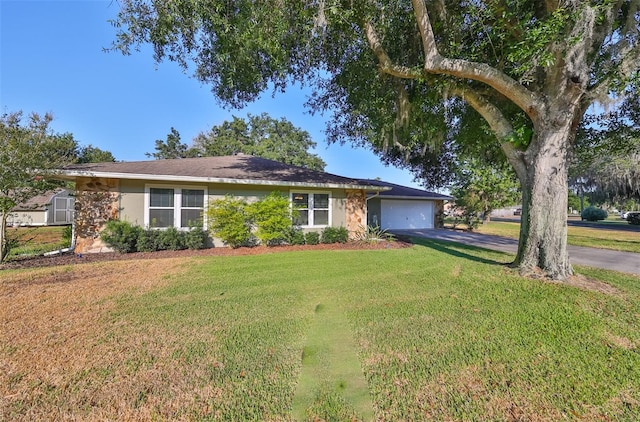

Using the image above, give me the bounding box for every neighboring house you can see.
[360,179,453,230]
[8,188,75,226]
[57,156,449,253]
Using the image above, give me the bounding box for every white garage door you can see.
[381,200,434,230]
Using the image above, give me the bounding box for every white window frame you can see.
[290,190,331,228]
[144,184,208,230]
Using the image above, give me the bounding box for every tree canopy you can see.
[148,114,326,171]
[146,127,198,160]
[0,112,75,261]
[112,1,640,279]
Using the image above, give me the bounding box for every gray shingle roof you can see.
[358,179,453,200]
[61,155,385,189]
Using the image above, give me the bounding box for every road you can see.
[492,217,640,232]
[491,217,640,233]
[393,229,640,277]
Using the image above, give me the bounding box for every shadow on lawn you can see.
[409,236,512,267]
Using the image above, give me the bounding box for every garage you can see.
[360,179,453,230]
[381,199,434,230]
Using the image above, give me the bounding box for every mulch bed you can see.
[1,239,413,271]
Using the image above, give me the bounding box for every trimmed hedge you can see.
[101,220,208,253]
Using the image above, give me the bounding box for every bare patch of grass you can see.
[1,258,190,421]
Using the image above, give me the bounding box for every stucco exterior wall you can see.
[78,179,355,250]
[74,177,119,253]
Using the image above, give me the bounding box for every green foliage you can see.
[304,231,320,245]
[145,114,326,171]
[184,227,208,250]
[249,192,293,246]
[100,220,142,253]
[581,206,608,222]
[568,191,588,212]
[320,226,348,244]
[193,113,326,170]
[146,127,198,160]
[62,225,73,243]
[451,158,521,222]
[158,226,186,251]
[284,226,306,245]
[207,195,253,248]
[354,225,394,243]
[0,111,76,262]
[76,145,116,163]
[136,229,161,252]
[105,223,207,253]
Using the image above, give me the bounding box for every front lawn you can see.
[2,242,639,420]
[475,221,640,254]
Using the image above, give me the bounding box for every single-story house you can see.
[8,188,75,226]
[360,179,453,230]
[57,155,449,253]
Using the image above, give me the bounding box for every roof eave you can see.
[58,170,391,192]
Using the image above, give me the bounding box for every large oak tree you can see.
[112,0,639,279]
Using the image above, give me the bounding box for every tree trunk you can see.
[513,125,573,280]
[0,212,8,263]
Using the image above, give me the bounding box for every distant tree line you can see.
[147,113,326,172]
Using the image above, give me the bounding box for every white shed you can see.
[8,188,75,226]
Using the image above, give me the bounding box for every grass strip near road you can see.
[475,221,640,254]
[2,243,640,420]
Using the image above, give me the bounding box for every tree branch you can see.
[588,38,640,102]
[363,21,422,79]
[449,86,527,180]
[410,0,542,122]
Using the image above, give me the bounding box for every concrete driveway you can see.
[394,229,640,277]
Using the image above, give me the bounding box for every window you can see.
[181,189,205,227]
[291,192,330,227]
[146,186,206,229]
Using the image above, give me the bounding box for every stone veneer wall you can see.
[345,189,366,239]
[74,177,119,253]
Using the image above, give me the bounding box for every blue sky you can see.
[1,0,426,189]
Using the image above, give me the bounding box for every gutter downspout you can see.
[365,191,381,228]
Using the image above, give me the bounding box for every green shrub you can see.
[136,229,161,252]
[184,226,208,249]
[321,226,349,244]
[249,192,292,246]
[62,225,73,244]
[305,231,320,245]
[284,227,306,245]
[207,195,253,248]
[354,225,395,243]
[100,220,142,253]
[581,206,608,222]
[158,226,186,251]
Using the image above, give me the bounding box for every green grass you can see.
[91,242,640,420]
[475,221,640,253]
[5,226,70,258]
